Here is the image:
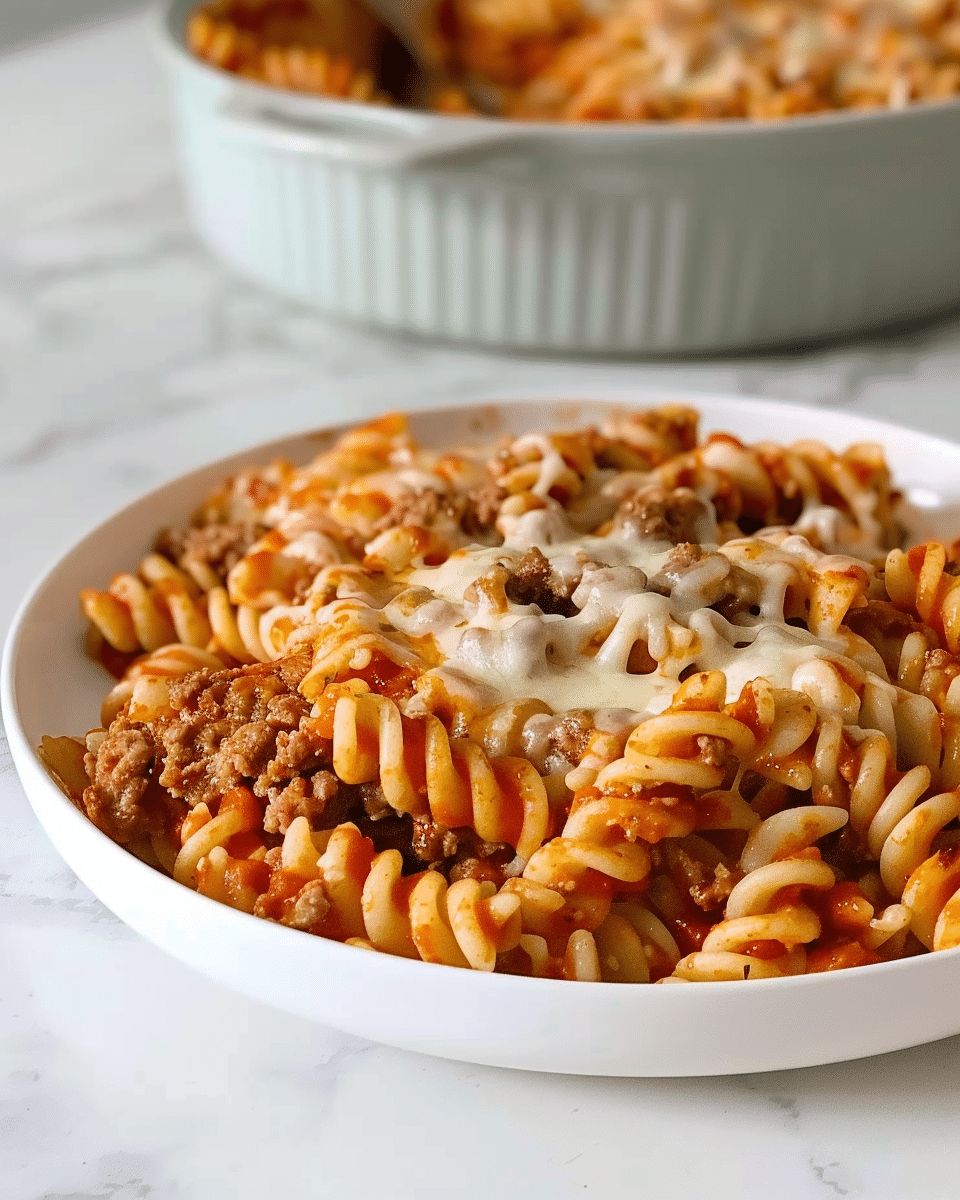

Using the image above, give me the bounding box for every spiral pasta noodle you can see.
[672,807,846,981]
[187,0,386,102]
[81,554,212,655]
[198,814,525,971]
[185,0,960,122]
[330,689,551,870]
[50,405,960,989]
[885,543,960,653]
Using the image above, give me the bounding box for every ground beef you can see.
[462,481,505,537]
[520,710,598,775]
[82,649,343,843]
[612,484,707,544]
[549,712,594,767]
[352,806,452,873]
[648,543,761,618]
[447,828,512,887]
[355,782,392,821]
[689,862,738,911]
[83,645,526,883]
[157,658,323,809]
[668,846,741,912]
[155,519,266,584]
[82,725,158,842]
[647,544,701,596]
[370,488,455,535]
[844,600,933,678]
[349,801,505,879]
[696,735,734,771]
[411,816,457,865]
[504,547,580,617]
[263,771,350,836]
[285,880,331,932]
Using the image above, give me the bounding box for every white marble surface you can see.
[4,13,960,1199]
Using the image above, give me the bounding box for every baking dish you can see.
[157,0,960,354]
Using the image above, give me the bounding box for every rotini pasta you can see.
[329,688,551,869]
[81,553,212,655]
[187,0,960,122]
[187,0,387,102]
[43,404,960,988]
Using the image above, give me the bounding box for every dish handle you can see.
[215,93,518,169]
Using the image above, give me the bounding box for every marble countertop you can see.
[3,12,960,1199]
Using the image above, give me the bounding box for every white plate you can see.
[6,393,960,1077]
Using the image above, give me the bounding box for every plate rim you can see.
[5,389,960,1008]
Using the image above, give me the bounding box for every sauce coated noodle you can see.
[41,405,960,982]
[186,0,960,123]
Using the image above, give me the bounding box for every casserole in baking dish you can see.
[158,0,960,353]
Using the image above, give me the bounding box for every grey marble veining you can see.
[3,13,960,1200]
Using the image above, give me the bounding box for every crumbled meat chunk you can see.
[689,862,738,911]
[82,724,157,842]
[358,783,392,821]
[411,815,453,865]
[504,547,580,617]
[263,771,348,835]
[696,735,733,771]
[264,723,333,786]
[83,642,533,887]
[648,543,760,617]
[549,712,594,767]
[447,829,511,887]
[612,484,707,543]
[155,520,266,583]
[670,847,741,912]
[349,805,456,873]
[462,481,505,537]
[448,856,505,887]
[370,488,456,535]
[274,647,314,690]
[83,651,335,843]
[285,879,331,931]
[218,722,279,784]
[520,710,598,775]
[648,542,703,594]
[353,812,509,883]
[158,662,323,808]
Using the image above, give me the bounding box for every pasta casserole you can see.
[185,0,960,120]
[41,405,960,983]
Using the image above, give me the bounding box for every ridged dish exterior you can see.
[164,11,960,353]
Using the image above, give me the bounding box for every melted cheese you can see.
[394,527,856,718]
[408,534,675,602]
